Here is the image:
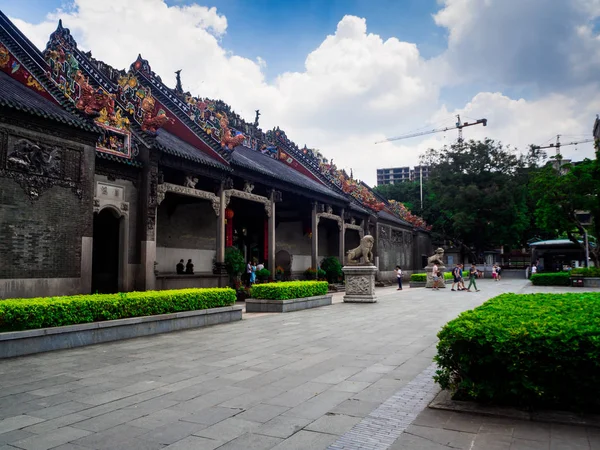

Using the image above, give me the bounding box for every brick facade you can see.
[0,120,96,281]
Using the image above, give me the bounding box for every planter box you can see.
[245,294,332,313]
[584,277,600,288]
[409,281,426,288]
[0,305,243,359]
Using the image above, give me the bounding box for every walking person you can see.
[496,265,501,281]
[491,264,498,281]
[249,262,257,285]
[394,265,403,290]
[451,263,461,291]
[467,263,480,292]
[431,263,441,290]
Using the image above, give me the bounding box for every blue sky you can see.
[1,0,596,183]
[1,0,446,79]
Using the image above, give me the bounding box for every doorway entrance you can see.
[92,208,121,293]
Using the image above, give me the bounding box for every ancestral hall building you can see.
[0,13,432,299]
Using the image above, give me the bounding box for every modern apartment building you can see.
[376,166,430,186]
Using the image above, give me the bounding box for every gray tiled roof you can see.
[0,71,95,132]
[155,129,231,171]
[231,145,347,201]
[377,210,412,228]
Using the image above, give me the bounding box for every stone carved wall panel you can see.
[0,129,84,201]
[346,276,370,295]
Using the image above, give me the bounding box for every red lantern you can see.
[225,208,234,220]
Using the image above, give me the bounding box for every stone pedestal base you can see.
[342,265,378,303]
[425,265,446,288]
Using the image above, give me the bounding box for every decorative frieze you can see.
[157,182,220,216]
[223,188,272,217]
[316,212,343,230]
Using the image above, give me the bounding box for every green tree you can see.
[420,139,538,258]
[374,181,425,213]
[530,151,600,266]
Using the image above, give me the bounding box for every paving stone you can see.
[0,416,45,434]
[178,406,242,426]
[510,438,551,450]
[128,409,190,430]
[214,432,283,450]
[70,407,147,432]
[139,420,208,445]
[103,437,166,450]
[329,399,381,418]
[12,426,91,450]
[305,413,362,436]
[21,414,88,434]
[71,423,147,449]
[27,402,92,420]
[193,417,260,444]
[282,390,351,420]
[236,404,289,423]
[549,440,590,450]
[254,416,313,439]
[270,430,337,450]
[162,436,221,449]
[264,382,331,408]
[0,429,35,446]
[329,381,373,394]
[512,422,551,442]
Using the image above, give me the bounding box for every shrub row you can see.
[530,272,570,286]
[570,267,600,277]
[0,288,236,332]
[251,281,328,300]
[434,292,600,410]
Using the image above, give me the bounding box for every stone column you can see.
[311,202,319,269]
[216,183,226,267]
[339,208,345,264]
[268,194,276,273]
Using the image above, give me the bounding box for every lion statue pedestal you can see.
[342,235,377,303]
[425,247,446,288]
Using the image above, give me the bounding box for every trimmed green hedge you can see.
[434,292,600,410]
[0,288,236,332]
[410,273,426,282]
[530,272,570,286]
[571,267,600,277]
[251,281,328,300]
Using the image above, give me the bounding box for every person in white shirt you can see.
[394,265,403,290]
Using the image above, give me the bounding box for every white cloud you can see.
[7,0,599,186]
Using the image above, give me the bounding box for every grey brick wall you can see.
[156,197,217,250]
[0,123,95,280]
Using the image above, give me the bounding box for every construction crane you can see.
[531,134,594,158]
[374,115,487,145]
[374,115,487,209]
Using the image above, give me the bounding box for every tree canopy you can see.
[530,148,600,266]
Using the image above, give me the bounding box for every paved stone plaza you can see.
[0,280,598,449]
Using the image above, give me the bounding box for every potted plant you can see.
[275,266,285,281]
[256,268,271,283]
[320,256,342,283]
[225,247,245,287]
[304,267,317,280]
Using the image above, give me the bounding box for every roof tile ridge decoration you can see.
[0,14,97,132]
[129,55,231,164]
[386,199,431,231]
[42,20,177,161]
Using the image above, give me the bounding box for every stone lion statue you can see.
[347,235,374,265]
[427,248,445,267]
